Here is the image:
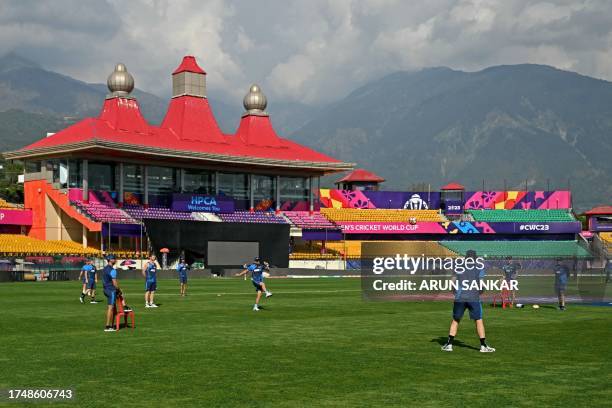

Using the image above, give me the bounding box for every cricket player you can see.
[236,257,272,311]
[442,250,495,353]
[142,255,159,308]
[79,259,96,303]
[500,256,520,305]
[176,258,189,297]
[102,255,119,332]
[554,258,569,311]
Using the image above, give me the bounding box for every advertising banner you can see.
[443,200,464,215]
[335,221,581,235]
[0,209,33,226]
[337,222,446,234]
[171,194,234,213]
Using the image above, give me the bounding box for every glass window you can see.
[183,169,214,194]
[68,160,82,188]
[280,176,309,201]
[89,162,115,191]
[218,172,249,200]
[123,164,143,194]
[147,166,176,195]
[253,174,275,201]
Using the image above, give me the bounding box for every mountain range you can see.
[0,53,610,211]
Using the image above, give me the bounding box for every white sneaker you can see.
[79,296,84,303]
[104,327,116,332]
[480,345,496,353]
[265,291,273,298]
[253,305,260,311]
[145,304,152,308]
[441,343,453,352]
[150,303,158,308]
[90,300,98,304]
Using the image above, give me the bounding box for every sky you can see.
[1,0,611,105]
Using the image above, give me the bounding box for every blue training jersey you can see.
[102,265,117,291]
[145,262,157,281]
[455,268,486,302]
[176,263,187,276]
[247,263,264,283]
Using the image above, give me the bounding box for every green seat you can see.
[439,240,591,258]
[467,209,575,223]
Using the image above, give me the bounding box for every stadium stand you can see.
[467,209,575,222]
[320,208,445,222]
[73,200,138,224]
[290,243,340,260]
[0,198,16,208]
[0,234,100,256]
[217,211,287,224]
[439,240,591,258]
[325,240,457,259]
[123,205,195,221]
[283,211,337,229]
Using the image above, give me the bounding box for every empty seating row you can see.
[320,208,445,222]
[217,211,287,224]
[73,201,139,224]
[467,209,575,222]
[123,205,195,221]
[323,240,457,259]
[283,211,337,229]
[439,240,591,258]
[0,234,100,255]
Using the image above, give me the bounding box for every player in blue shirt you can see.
[78,259,95,303]
[142,255,159,308]
[554,258,569,311]
[85,260,98,304]
[442,250,495,353]
[102,255,120,332]
[236,257,272,311]
[176,258,189,297]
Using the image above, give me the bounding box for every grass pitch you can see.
[0,278,610,407]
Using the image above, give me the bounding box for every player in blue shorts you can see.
[176,258,189,297]
[78,260,94,303]
[85,259,98,304]
[236,257,272,311]
[554,258,569,311]
[102,255,120,332]
[142,255,159,308]
[442,250,495,353]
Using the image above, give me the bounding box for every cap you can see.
[106,254,116,261]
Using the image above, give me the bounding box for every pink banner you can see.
[0,209,33,226]
[337,222,447,234]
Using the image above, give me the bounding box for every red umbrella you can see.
[160,248,170,253]
[120,260,136,266]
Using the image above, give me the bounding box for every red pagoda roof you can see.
[441,182,465,190]
[5,56,353,172]
[336,169,385,183]
[172,56,206,75]
[584,206,612,215]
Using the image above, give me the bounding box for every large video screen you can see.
[207,241,259,266]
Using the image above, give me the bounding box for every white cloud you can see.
[0,0,611,103]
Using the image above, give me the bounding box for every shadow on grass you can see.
[430,336,480,351]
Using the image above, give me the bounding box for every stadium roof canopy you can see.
[4,56,354,174]
[584,206,612,215]
[440,182,465,190]
[335,168,385,184]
